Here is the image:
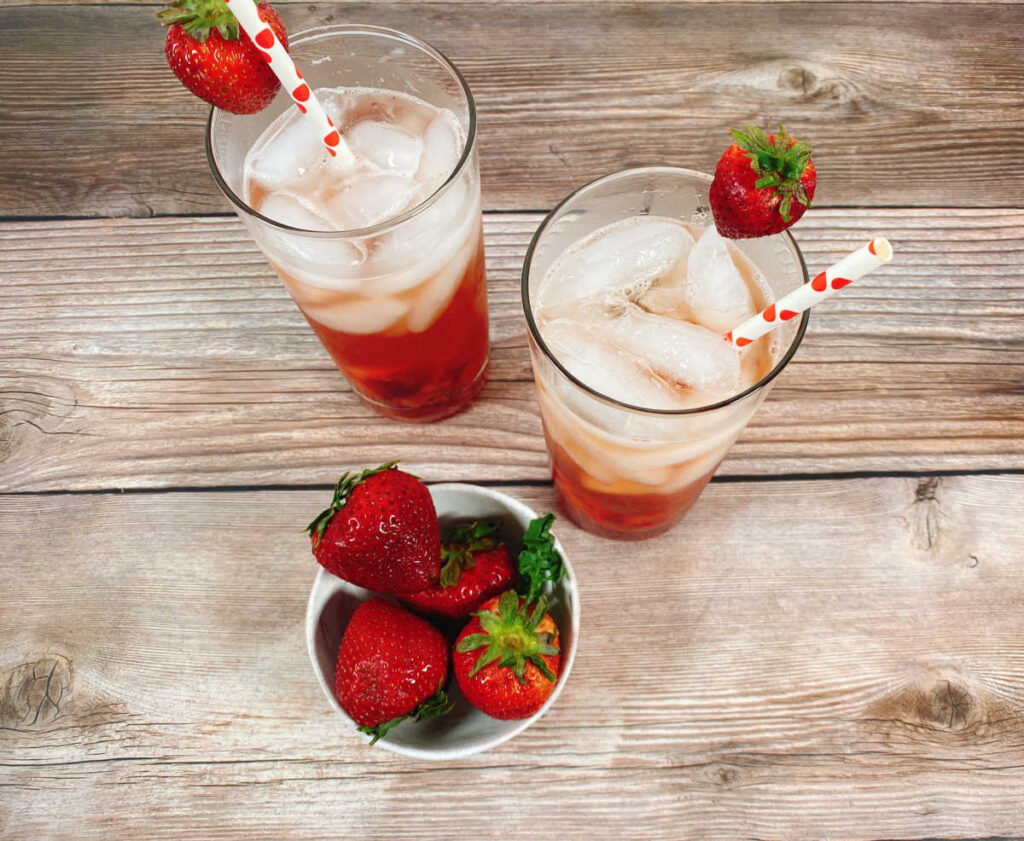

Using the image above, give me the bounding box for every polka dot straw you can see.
[223,0,355,167]
[725,237,893,348]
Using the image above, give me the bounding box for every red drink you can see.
[294,226,488,420]
[543,425,720,540]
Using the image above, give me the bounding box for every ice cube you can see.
[637,285,692,318]
[302,295,410,335]
[247,115,329,189]
[366,177,474,282]
[406,238,475,332]
[259,192,333,231]
[540,317,690,410]
[257,193,370,275]
[417,111,462,186]
[397,176,471,250]
[609,305,741,395]
[537,219,693,310]
[347,120,423,177]
[684,227,756,333]
[277,273,345,308]
[288,236,367,272]
[325,175,421,230]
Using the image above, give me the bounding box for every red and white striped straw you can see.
[725,237,893,348]
[223,0,354,167]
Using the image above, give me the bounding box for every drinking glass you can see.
[207,25,488,422]
[522,167,809,539]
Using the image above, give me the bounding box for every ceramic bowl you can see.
[305,483,579,759]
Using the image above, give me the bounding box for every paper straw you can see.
[725,237,893,348]
[223,0,354,167]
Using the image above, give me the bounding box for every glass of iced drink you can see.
[523,167,809,539]
[207,25,487,422]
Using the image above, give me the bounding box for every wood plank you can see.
[1,3,1023,217]
[2,476,1024,839]
[9,0,1021,5]
[2,209,1023,492]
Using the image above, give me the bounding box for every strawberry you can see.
[308,464,441,594]
[158,0,288,115]
[335,598,453,743]
[398,521,515,620]
[709,125,816,239]
[454,591,561,720]
[452,514,567,720]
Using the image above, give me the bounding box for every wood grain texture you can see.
[9,0,1020,5]
[2,3,1023,217]
[2,476,1024,839]
[2,209,1023,492]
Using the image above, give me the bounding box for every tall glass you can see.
[207,25,488,422]
[522,168,809,539]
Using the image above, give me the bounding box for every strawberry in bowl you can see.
[454,591,561,720]
[308,464,441,594]
[397,520,516,621]
[335,598,453,744]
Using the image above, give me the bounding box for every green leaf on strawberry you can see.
[156,0,249,43]
[306,462,398,549]
[517,513,565,605]
[457,590,559,684]
[710,124,817,239]
[357,685,454,746]
[439,520,501,588]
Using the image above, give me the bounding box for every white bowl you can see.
[305,483,579,759]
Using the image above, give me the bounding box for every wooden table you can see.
[2,1,1023,838]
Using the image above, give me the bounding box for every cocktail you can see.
[207,25,487,422]
[522,167,810,539]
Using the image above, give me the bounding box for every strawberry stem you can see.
[439,520,502,588]
[456,590,559,685]
[306,462,398,548]
[356,684,453,745]
[156,0,257,42]
[730,124,813,223]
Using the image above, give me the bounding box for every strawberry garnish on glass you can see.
[709,125,816,239]
[157,0,288,114]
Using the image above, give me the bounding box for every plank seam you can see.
[1,206,1023,224]
[3,468,1024,497]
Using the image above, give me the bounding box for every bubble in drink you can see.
[537,219,693,310]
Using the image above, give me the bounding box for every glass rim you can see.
[521,166,810,417]
[205,23,477,240]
